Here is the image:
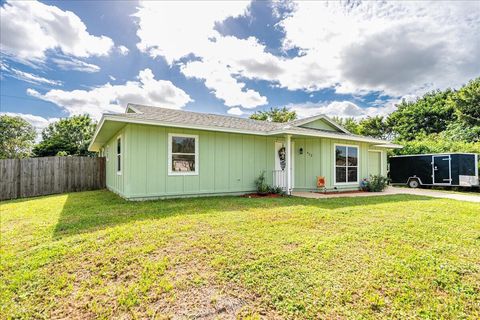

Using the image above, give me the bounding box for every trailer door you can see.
[432,155,451,185]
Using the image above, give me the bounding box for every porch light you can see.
[299,147,303,155]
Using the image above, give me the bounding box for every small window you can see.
[335,145,358,183]
[168,134,198,175]
[116,137,121,174]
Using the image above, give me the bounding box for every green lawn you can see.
[1,191,479,319]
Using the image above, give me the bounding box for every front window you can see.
[169,134,198,175]
[116,137,121,174]
[335,145,358,183]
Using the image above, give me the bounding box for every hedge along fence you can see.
[0,156,106,201]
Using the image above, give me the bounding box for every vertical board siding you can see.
[292,138,386,191]
[121,124,278,199]
[104,126,125,196]
[102,123,388,199]
[0,156,106,201]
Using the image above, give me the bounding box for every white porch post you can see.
[286,134,292,195]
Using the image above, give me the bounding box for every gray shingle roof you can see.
[100,103,394,145]
[123,104,284,132]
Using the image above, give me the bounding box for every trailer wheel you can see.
[408,179,420,188]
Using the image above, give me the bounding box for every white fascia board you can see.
[274,128,393,144]
[372,143,403,149]
[88,115,107,151]
[89,114,398,152]
[124,104,143,114]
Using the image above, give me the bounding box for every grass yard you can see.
[1,191,479,319]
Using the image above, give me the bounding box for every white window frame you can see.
[333,143,359,185]
[168,133,199,176]
[116,136,122,175]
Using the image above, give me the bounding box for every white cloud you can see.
[118,45,129,55]
[227,107,244,116]
[51,57,101,73]
[27,68,192,120]
[135,0,479,108]
[288,100,397,120]
[109,75,116,81]
[134,1,269,109]
[278,1,480,96]
[135,1,249,63]
[0,0,114,65]
[181,56,267,109]
[1,63,62,86]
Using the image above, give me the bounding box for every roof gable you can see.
[297,118,341,132]
[288,115,349,133]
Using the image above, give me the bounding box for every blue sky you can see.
[1,0,478,131]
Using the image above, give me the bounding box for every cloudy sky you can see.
[1,0,479,132]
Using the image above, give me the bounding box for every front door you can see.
[432,155,451,185]
[368,151,381,177]
[274,142,287,190]
[274,142,294,190]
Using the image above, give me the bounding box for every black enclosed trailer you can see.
[389,153,479,188]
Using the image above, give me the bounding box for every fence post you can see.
[15,158,21,199]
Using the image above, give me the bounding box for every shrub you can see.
[268,185,285,195]
[254,172,269,194]
[365,175,389,192]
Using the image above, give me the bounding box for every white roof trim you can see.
[124,104,143,114]
[88,115,107,151]
[372,143,403,149]
[89,114,399,151]
[279,129,392,144]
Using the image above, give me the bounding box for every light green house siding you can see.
[102,123,387,199]
[292,137,387,191]
[103,126,126,197]
[110,124,278,199]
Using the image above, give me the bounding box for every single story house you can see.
[88,104,401,200]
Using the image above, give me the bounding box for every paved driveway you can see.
[386,186,480,203]
[293,186,480,203]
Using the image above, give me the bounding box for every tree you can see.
[388,89,456,141]
[448,77,480,126]
[332,116,392,139]
[33,115,96,157]
[395,133,480,156]
[357,116,392,140]
[0,115,36,159]
[331,117,360,134]
[250,107,297,123]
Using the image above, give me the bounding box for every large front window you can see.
[335,145,358,183]
[168,134,198,175]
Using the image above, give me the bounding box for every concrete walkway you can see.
[292,186,480,203]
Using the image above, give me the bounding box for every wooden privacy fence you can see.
[0,156,105,201]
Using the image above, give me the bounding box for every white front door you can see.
[274,142,294,190]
